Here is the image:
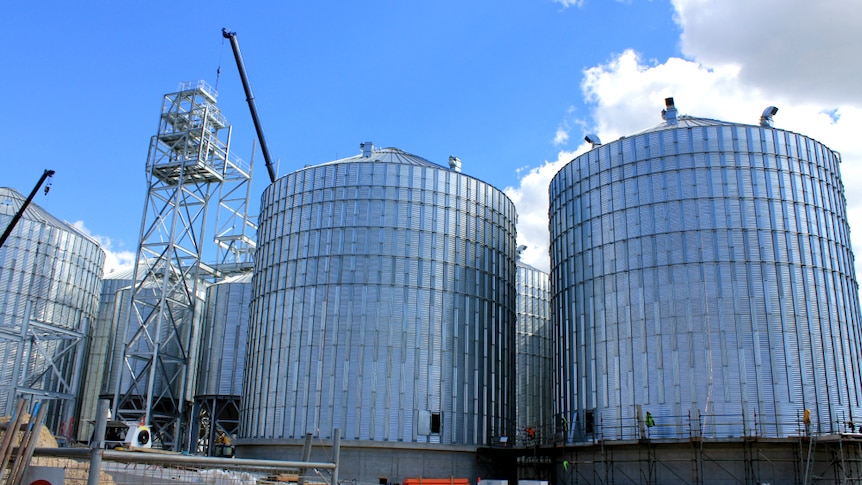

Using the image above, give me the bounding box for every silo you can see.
[515,256,553,444]
[77,267,134,443]
[241,144,517,476]
[549,103,862,442]
[0,187,105,434]
[192,272,251,455]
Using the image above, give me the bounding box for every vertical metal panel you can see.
[515,262,552,437]
[77,270,134,441]
[196,274,252,397]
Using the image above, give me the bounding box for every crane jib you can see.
[222,28,277,184]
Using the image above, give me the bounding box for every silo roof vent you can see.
[661,97,678,126]
[448,156,462,172]
[760,106,778,127]
[360,141,374,158]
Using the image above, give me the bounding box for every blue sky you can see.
[2,0,860,275]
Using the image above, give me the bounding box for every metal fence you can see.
[2,399,339,485]
[487,408,853,449]
[20,448,338,485]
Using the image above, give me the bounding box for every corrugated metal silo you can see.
[549,105,862,441]
[242,144,518,446]
[0,187,105,434]
[515,257,553,444]
[77,267,134,442]
[192,272,251,454]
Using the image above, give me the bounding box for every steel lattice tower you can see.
[113,81,255,450]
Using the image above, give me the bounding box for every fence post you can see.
[331,428,341,485]
[0,399,27,473]
[298,432,313,485]
[88,399,109,485]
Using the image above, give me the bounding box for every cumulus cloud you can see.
[510,0,862,276]
[505,146,583,272]
[582,51,751,138]
[672,0,862,106]
[72,220,136,276]
[553,127,570,146]
[553,0,584,8]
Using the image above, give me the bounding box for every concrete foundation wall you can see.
[561,441,795,484]
[237,439,479,485]
[553,438,862,485]
[237,437,862,485]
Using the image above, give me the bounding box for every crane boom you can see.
[222,28,277,184]
[0,169,55,250]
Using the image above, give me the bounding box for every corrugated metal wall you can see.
[77,270,133,442]
[197,273,251,397]
[550,121,862,441]
[242,152,518,445]
[104,284,205,406]
[0,191,105,432]
[515,262,552,441]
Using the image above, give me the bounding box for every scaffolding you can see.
[190,395,240,456]
[0,301,88,437]
[112,81,254,451]
[479,410,862,484]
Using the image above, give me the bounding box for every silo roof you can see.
[218,272,253,284]
[517,260,547,274]
[0,187,94,242]
[103,266,136,280]
[634,115,737,136]
[317,147,447,170]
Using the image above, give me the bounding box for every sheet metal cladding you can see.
[243,147,518,445]
[550,116,862,441]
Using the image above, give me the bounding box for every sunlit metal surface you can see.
[192,272,251,454]
[0,187,105,433]
[515,261,552,442]
[77,268,134,442]
[243,146,518,445]
[197,273,251,397]
[550,117,862,441]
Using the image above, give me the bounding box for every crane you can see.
[221,28,278,184]
[0,169,55,249]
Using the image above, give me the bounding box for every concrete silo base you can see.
[478,436,862,485]
[236,435,862,484]
[236,439,480,484]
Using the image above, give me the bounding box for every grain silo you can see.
[547,100,862,481]
[0,186,105,435]
[191,272,251,455]
[240,144,518,481]
[515,253,553,444]
[77,267,134,443]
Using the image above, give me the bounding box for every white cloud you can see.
[505,146,584,273]
[72,220,136,276]
[582,50,750,139]
[554,0,632,5]
[672,0,862,106]
[553,0,584,8]
[553,127,570,146]
[510,0,862,277]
